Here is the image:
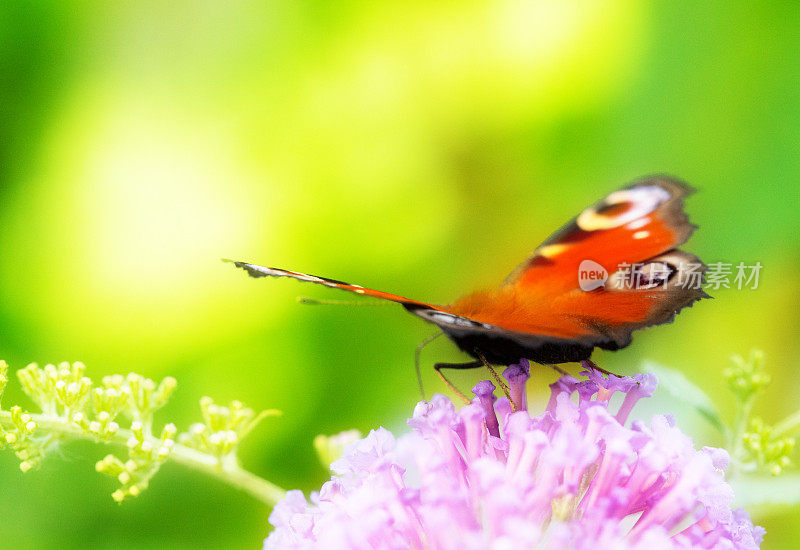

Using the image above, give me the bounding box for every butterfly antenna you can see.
[414,331,443,399]
[296,296,392,306]
[545,363,570,377]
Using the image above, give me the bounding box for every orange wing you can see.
[227,175,708,366]
[445,176,708,349]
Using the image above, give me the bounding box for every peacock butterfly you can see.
[226,175,708,369]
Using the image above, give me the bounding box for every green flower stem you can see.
[731,395,756,461]
[169,443,286,505]
[0,409,286,506]
[773,408,800,438]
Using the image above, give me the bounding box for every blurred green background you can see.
[1,1,799,548]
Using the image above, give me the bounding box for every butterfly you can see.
[226,175,708,372]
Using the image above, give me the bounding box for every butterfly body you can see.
[228,175,708,366]
[404,301,597,364]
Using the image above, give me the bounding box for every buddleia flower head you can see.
[266,361,764,549]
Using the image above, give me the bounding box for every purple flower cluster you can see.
[266,361,764,549]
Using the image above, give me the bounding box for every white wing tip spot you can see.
[537,244,569,258]
[626,217,650,230]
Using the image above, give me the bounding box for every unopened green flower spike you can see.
[724,350,798,477]
[179,396,281,462]
[0,360,8,396]
[742,417,795,475]
[724,350,770,402]
[0,359,285,505]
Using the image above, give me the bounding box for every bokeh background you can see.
[1,1,799,548]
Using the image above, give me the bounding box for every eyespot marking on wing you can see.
[606,261,674,290]
[577,186,671,231]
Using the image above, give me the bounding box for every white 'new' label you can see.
[578,260,608,291]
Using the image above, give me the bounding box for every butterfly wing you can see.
[443,175,708,362]
[226,258,599,363]
[227,175,707,366]
[224,259,441,309]
[504,175,696,288]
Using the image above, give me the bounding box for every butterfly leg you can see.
[433,361,482,404]
[474,351,516,412]
[581,359,621,377]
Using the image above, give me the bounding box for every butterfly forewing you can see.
[505,176,695,291]
[225,259,439,308]
[445,176,707,354]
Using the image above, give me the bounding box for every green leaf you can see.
[642,361,726,434]
[731,474,800,508]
